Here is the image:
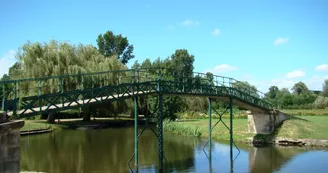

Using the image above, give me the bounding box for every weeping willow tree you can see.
[9,40,131,119]
[11,40,126,79]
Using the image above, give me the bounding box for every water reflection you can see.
[20,127,328,173]
[21,127,197,173]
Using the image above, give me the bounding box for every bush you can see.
[163,119,201,137]
[314,96,328,109]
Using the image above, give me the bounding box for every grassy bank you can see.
[20,121,52,131]
[164,118,253,142]
[163,116,328,143]
[277,116,328,140]
[21,117,135,131]
[281,109,328,116]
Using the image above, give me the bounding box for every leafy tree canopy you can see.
[322,79,328,97]
[10,40,126,79]
[97,31,134,65]
[168,49,195,76]
[292,81,309,95]
[267,86,279,99]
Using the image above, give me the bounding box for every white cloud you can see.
[205,64,238,74]
[305,75,328,90]
[274,37,289,46]
[285,70,305,79]
[270,78,296,90]
[0,50,17,77]
[315,64,328,72]
[212,28,220,36]
[181,19,199,26]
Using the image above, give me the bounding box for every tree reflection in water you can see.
[20,127,326,173]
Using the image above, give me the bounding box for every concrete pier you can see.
[248,110,290,134]
[0,112,24,173]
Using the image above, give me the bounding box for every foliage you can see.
[0,74,13,110]
[11,40,126,79]
[6,40,129,117]
[97,31,134,64]
[292,81,309,95]
[313,96,328,109]
[164,118,253,142]
[267,86,279,99]
[281,109,328,116]
[167,49,195,77]
[163,119,202,137]
[322,79,328,97]
[133,50,196,119]
[232,81,259,98]
[265,83,321,109]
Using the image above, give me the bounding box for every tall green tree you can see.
[292,81,309,95]
[322,79,328,97]
[267,86,279,99]
[232,81,259,97]
[275,88,292,108]
[168,49,195,77]
[10,40,128,120]
[96,31,134,64]
[0,74,11,110]
[12,40,126,79]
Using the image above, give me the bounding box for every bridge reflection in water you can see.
[20,127,321,173]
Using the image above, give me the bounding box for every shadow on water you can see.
[20,127,328,173]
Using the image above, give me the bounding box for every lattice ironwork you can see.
[0,68,273,118]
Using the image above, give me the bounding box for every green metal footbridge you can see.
[0,68,273,172]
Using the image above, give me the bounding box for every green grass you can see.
[277,116,328,140]
[20,121,52,131]
[164,116,328,143]
[163,119,202,137]
[281,109,328,116]
[176,110,248,119]
[164,118,253,142]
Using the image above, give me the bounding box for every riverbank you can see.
[281,109,328,116]
[163,115,328,147]
[21,117,155,133]
[21,113,328,146]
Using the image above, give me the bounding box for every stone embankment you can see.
[0,112,24,173]
[276,138,328,147]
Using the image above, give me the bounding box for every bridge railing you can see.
[144,68,268,99]
[1,68,272,112]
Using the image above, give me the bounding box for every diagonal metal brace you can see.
[128,96,168,173]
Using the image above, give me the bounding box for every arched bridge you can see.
[1,68,289,172]
[0,68,272,117]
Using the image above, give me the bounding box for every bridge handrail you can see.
[0,67,271,107]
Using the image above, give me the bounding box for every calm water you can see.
[20,127,328,173]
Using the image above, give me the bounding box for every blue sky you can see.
[0,0,327,92]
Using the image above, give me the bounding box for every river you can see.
[20,127,328,173]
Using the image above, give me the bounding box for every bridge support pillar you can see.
[203,97,240,172]
[247,110,290,134]
[82,106,91,122]
[47,112,56,123]
[208,98,212,153]
[0,112,24,173]
[158,94,164,173]
[134,96,138,169]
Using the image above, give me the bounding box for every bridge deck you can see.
[7,90,156,116]
[7,90,270,117]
